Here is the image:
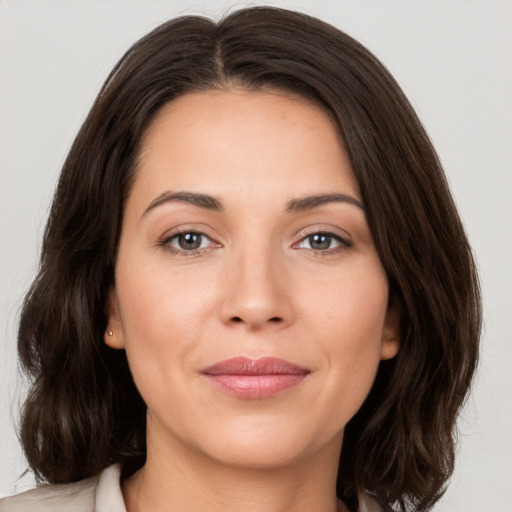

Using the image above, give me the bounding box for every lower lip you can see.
[204,374,307,399]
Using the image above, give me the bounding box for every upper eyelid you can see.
[162,230,217,245]
[296,233,351,249]
[160,225,218,241]
[157,225,352,248]
[294,225,352,242]
[159,231,220,257]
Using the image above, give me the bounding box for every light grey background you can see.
[1,0,511,509]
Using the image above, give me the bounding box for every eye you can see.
[166,231,212,252]
[296,232,351,252]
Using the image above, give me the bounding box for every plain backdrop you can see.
[1,0,511,509]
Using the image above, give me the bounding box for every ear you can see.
[380,297,401,360]
[104,287,125,349]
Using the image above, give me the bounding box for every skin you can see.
[106,89,400,512]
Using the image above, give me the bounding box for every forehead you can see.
[131,88,359,211]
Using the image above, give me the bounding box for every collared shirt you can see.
[0,465,383,512]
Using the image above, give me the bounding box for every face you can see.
[106,89,399,471]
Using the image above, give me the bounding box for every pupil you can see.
[179,233,201,250]
[310,234,331,250]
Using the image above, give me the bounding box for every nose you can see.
[219,245,294,331]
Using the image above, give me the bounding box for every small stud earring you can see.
[108,330,113,336]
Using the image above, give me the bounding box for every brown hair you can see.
[17,7,481,511]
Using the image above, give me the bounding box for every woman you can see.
[0,6,480,512]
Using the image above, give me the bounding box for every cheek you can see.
[303,263,389,408]
[114,259,217,400]
[117,251,216,334]
[304,260,389,350]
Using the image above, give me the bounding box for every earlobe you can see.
[104,287,125,349]
[380,297,401,360]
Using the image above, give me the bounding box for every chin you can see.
[209,440,307,470]
[193,416,339,470]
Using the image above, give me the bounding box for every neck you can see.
[123,417,345,512]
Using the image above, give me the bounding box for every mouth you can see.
[201,356,310,399]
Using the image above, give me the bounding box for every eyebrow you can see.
[142,191,224,217]
[142,190,364,218]
[285,193,365,212]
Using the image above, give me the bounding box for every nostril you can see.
[229,316,282,325]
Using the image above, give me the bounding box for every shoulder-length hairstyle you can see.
[18,6,480,512]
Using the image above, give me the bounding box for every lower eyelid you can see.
[295,232,352,250]
[159,229,224,256]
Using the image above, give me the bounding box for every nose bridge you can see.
[220,234,292,330]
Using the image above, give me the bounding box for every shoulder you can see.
[0,477,97,512]
[0,465,124,512]
[359,492,384,512]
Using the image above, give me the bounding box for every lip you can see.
[201,357,310,399]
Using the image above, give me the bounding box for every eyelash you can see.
[159,229,219,256]
[293,231,353,255]
[158,229,352,257]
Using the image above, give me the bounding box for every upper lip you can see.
[202,356,310,376]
